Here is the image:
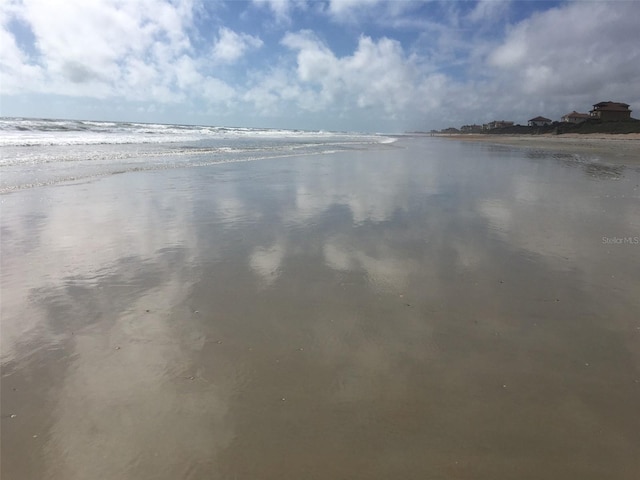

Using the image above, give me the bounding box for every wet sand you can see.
[2,137,640,479]
[441,133,640,166]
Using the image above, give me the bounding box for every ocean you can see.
[0,117,395,192]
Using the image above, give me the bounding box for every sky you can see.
[1,0,639,132]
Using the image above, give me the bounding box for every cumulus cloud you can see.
[243,67,312,115]
[212,27,263,63]
[0,5,44,91]
[19,0,192,96]
[489,1,640,101]
[280,30,440,116]
[0,0,234,106]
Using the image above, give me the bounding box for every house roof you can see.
[591,101,631,111]
[563,111,590,118]
[528,116,552,122]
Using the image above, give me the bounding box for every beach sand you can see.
[2,137,640,479]
[440,133,640,165]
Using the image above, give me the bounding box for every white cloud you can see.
[252,0,307,23]
[327,0,383,16]
[212,27,263,63]
[0,0,241,108]
[202,77,237,105]
[280,30,439,117]
[0,5,44,92]
[325,0,421,26]
[466,0,510,24]
[243,67,308,115]
[1,0,190,97]
[489,1,640,100]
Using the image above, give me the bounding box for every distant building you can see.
[561,111,590,123]
[528,116,552,127]
[460,124,483,133]
[483,120,514,130]
[589,101,632,121]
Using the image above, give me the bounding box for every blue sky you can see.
[1,0,639,132]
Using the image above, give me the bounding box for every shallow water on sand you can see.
[2,137,640,479]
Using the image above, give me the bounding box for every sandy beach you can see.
[439,133,640,165]
[2,136,640,480]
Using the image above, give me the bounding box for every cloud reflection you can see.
[250,241,286,285]
[3,138,640,479]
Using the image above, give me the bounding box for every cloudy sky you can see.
[1,0,639,132]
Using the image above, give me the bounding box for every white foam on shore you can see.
[0,117,392,147]
[0,118,399,193]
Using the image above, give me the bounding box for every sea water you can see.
[0,117,395,192]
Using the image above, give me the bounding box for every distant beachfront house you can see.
[589,101,632,121]
[483,120,514,130]
[561,111,590,123]
[460,124,483,133]
[527,116,552,127]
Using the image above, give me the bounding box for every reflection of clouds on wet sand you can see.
[46,286,233,480]
[1,173,200,362]
[287,148,439,226]
[476,165,640,294]
[250,240,285,285]
[2,171,237,479]
[324,235,415,292]
[478,199,512,235]
[3,138,640,479]
[243,148,442,287]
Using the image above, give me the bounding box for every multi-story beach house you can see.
[589,101,632,121]
[460,124,483,133]
[527,116,552,127]
[561,111,590,123]
[482,120,514,130]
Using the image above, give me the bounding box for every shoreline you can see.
[437,133,640,165]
